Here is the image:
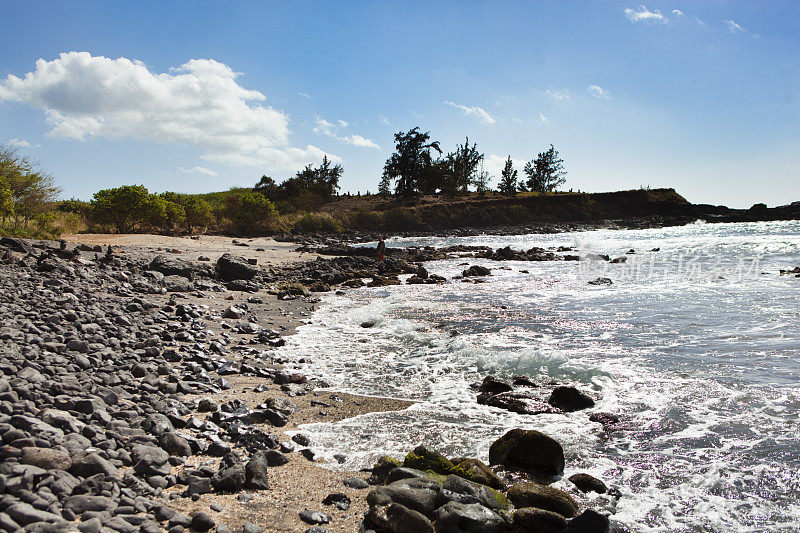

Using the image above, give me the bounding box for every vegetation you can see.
[523,144,567,193]
[0,145,62,238]
[1,125,588,238]
[498,156,518,196]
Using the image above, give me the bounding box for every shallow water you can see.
[277,220,800,532]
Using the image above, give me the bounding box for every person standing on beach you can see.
[376,239,386,261]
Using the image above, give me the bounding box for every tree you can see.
[378,172,392,197]
[184,197,212,233]
[254,175,279,198]
[234,192,277,235]
[441,137,483,196]
[90,185,164,233]
[259,156,343,211]
[498,156,518,196]
[0,145,61,229]
[524,144,567,193]
[474,163,490,197]
[381,127,442,198]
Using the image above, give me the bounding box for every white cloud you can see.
[546,89,571,101]
[624,5,668,24]
[672,9,685,17]
[313,117,380,149]
[538,113,549,124]
[378,114,391,127]
[0,51,333,171]
[485,154,526,177]
[724,19,745,33]
[587,85,611,100]
[7,138,30,148]
[178,166,218,176]
[443,101,496,124]
[299,92,311,99]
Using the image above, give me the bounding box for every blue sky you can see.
[0,1,797,207]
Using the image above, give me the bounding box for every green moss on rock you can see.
[451,458,505,490]
[403,445,455,476]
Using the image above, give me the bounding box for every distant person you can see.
[376,239,386,262]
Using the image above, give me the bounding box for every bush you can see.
[348,210,381,231]
[233,192,277,235]
[0,145,62,237]
[291,212,342,234]
[381,207,425,231]
[90,185,165,233]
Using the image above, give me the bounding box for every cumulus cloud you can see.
[484,154,526,177]
[7,138,30,148]
[443,101,496,124]
[724,19,745,33]
[0,51,333,170]
[672,9,685,17]
[624,5,667,24]
[313,117,380,149]
[587,85,611,100]
[546,89,571,101]
[178,166,218,176]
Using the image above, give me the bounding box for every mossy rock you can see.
[451,458,505,490]
[403,445,454,476]
[369,456,402,485]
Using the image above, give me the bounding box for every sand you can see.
[61,233,413,531]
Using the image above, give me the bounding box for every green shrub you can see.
[233,192,277,235]
[381,207,425,231]
[291,212,342,234]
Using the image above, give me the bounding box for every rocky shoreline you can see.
[0,235,620,532]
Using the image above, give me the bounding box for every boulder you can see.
[440,475,509,511]
[368,477,441,518]
[462,265,491,277]
[70,451,119,478]
[506,482,579,518]
[245,451,270,490]
[403,445,455,475]
[20,446,71,470]
[369,455,402,485]
[450,458,505,489]
[548,386,595,412]
[433,501,508,533]
[212,452,247,492]
[366,498,434,533]
[567,510,611,533]
[217,253,259,281]
[488,429,565,477]
[148,255,195,279]
[513,507,568,532]
[568,473,607,494]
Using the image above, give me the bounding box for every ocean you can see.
[277,220,800,532]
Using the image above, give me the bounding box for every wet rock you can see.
[568,473,608,494]
[462,265,491,277]
[440,475,509,511]
[506,482,579,518]
[567,510,611,533]
[368,456,404,485]
[478,376,513,395]
[513,507,568,532]
[489,429,565,477]
[433,501,508,533]
[366,499,434,533]
[587,277,612,286]
[480,390,562,415]
[403,445,455,475]
[548,386,595,412]
[368,477,441,518]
